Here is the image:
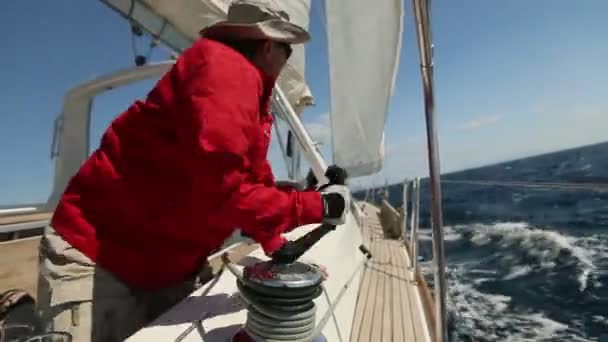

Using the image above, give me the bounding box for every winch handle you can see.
[270,166,347,264]
[221,252,244,282]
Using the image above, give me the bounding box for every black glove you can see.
[306,165,349,190]
[323,165,348,187]
[321,192,346,221]
[305,168,318,189]
[320,184,351,225]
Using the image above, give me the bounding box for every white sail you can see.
[99,0,313,113]
[325,0,404,177]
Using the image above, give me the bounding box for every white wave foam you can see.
[469,269,499,276]
[472,277,493,285]
[516,313,569,341]
[503,265,533,280]
[463,221,600,291]
[417,226,462,242]
[444,232,462,241]
[416,221,607,340]
[420,261,596,342]
[592,315,608,324]
[422,221,607,291]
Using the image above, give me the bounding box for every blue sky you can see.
[1,1,607,204]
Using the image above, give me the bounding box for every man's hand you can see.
[323,165,348,187]
[269,164,351,264]
[306,164,349,190]
[317,165,350,226]
[320,184,352,226]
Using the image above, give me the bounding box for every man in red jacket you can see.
[37,1,351,341]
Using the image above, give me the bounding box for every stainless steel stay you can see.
[409,178,421,277]
[412,0,448,340]
[401,178,409,241]
[442,179,608,192]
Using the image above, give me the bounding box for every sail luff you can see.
[324,0,404,177]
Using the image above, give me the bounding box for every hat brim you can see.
[200,19,310,44]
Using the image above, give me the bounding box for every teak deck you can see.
[350,205,432,342]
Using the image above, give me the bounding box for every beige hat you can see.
[200,0,310,44]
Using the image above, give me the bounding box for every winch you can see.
[226,259,327,342]
[223,219,372,342]
[223,220,337,342]
[224,234,372,342]
[224,166,355,342]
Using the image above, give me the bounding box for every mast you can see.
[411,0,448,341]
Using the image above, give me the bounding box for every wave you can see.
[420,221,605,291]
[473,222,598,291]
[421,261,599,341]
[416,221,608,341]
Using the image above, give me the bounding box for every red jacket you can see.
[51,38,323,290]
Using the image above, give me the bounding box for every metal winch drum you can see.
[226,259,328,342]
[225,167,365,341]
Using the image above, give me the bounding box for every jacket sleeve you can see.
[175,57,323,255]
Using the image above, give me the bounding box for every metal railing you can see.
[401,178,409,241]
[402,177,434,340]
[408,178,421,277]
[412,0,448,339]
[0,220,49,235]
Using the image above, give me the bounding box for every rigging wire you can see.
[130,23,158,66]
[441,179,608,193]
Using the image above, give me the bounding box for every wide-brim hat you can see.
[200,0,310,44]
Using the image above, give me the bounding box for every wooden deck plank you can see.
[370,241,385,341]
[356,239,380,342]
[397,239,430,342]
[416,269,437,342]
[398,244,428,342]
[389,241,405,342]
[393,241,418,342]
[350,205,430,342]
[381,244,393,342]
[351,214,378,341]
[350,251,373,340]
